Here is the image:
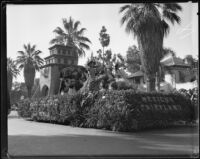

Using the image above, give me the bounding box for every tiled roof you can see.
[48,44,73,50]
[160,54,190,67]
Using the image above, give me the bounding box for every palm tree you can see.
[119,3,182,92]
[50,16,91,57]
[7,58,20,95]
[16,43,43,98]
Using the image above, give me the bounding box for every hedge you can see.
[85,90,195,131]
[17,90,195,131]
[17,98,33,118]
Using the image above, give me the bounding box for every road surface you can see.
[8,111,199,157]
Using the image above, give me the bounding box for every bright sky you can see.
[7,2,198,82]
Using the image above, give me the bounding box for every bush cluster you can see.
[17,98,33,118]
[111,80,137,90]
[17,90,195,131]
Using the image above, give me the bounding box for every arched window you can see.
[41,85,49,97]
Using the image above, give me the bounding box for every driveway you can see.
[8,111,199,157]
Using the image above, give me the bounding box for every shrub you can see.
[18,93,89,126]
[18,89,195,132]
[84,90,195,131]
[17,98,33,118]
[111,81,137,90]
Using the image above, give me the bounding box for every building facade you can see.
[39,44,78,97]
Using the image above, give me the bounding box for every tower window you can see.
[68,60,71,65]
[52,48,57,54]
[60,49,62,54]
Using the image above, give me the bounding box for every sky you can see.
[6,2,198,82]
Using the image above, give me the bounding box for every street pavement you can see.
[8,111,199,157]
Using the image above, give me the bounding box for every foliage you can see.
[16,43,44,98]
[89,90,194,131]
[60,66,88,93]
[119,3,182,92]
[18,89,195,131]
[99,26,110,53]
[7,58,20,94]
[50,17,91,57]
[9,82,28,106]
[111,80,137,90]
[17,98,33,118]
[162,47,176,57]
[126,45,141,73]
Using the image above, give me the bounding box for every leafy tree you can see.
[183,55,198,82]
[119,3,182,92]
[126,45,141,73]
[16,43,44,98]
[7,58,20,94]
[184,55,196,68]
[50,16,91,57]
[10,82,27,105]
[162,47,176,57]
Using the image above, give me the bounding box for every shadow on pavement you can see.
[8,127,198,156]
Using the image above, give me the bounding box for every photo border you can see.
[1,0,199,159]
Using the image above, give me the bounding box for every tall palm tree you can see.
[7,58,20,94]
[16,43,43,98]
[50,16,91,57]
[119,3,182,92]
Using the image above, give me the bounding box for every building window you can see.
[65,50,68,55]
[57,58,61,63]
[61,59,64,64]
[52,48,57,54]
[68,60,71,65]
[61,49,63,55]
[74,60,78,65]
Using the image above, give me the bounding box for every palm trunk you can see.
[24,62,35,99]
[146,75,156,92]
[27,86,32,98]
[156,71,160,92]
[137,24,163,92]
[102,47,105,66]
